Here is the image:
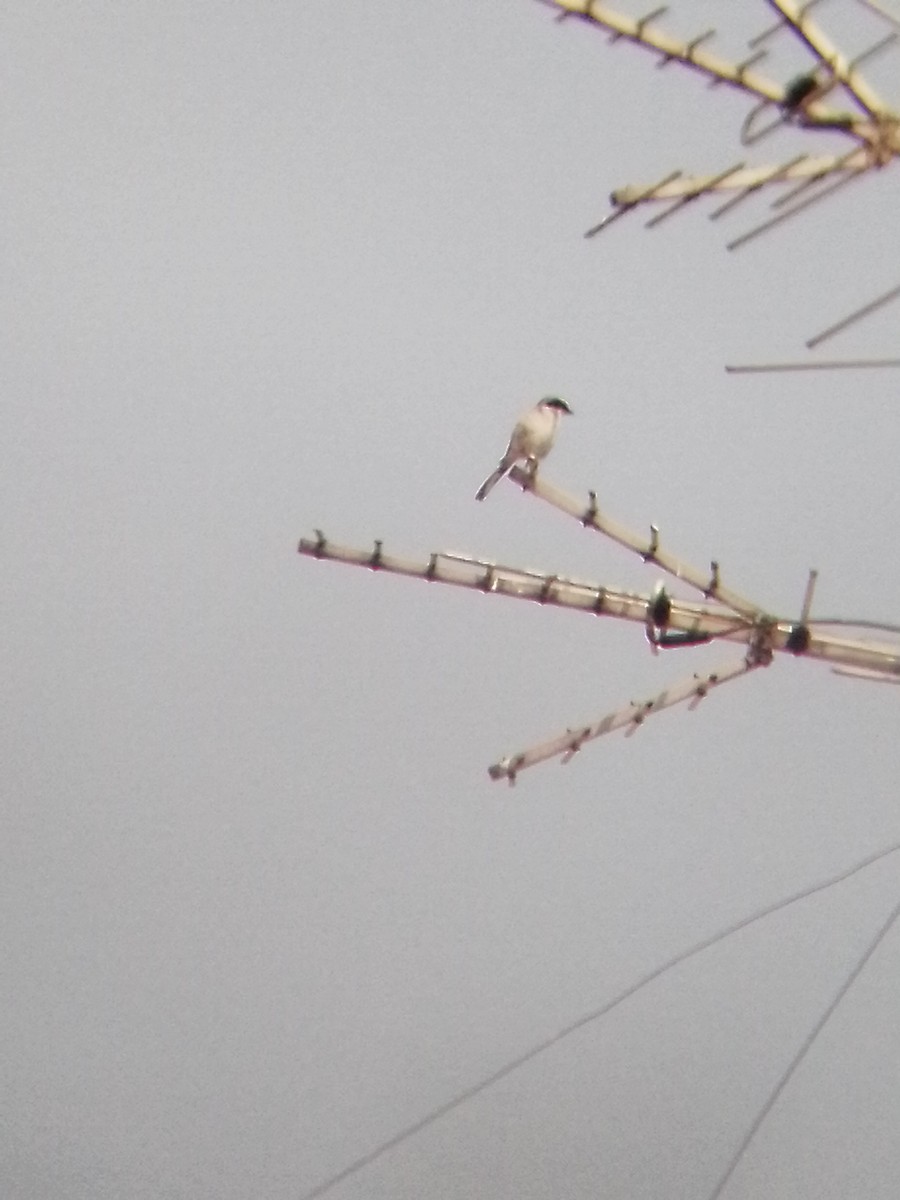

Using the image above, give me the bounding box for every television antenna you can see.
[299,466,900,783]
[537,0,900,249]
[298,7,900,1194]
[298,466,900,1195]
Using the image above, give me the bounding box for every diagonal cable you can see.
[300,840,900,1200]
[705,890,900,1199]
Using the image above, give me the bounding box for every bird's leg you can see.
[518,458,540,491]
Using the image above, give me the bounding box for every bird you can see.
[475,396,573,501]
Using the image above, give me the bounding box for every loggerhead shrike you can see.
[475,396,573,501]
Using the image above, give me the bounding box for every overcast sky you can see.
[4,2,900,1198]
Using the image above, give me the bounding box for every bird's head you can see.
[540,396,573,415]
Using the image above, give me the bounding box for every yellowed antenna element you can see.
[540,0,900,245]
[299,471,900,783]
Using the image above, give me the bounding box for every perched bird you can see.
[475,396,573,501]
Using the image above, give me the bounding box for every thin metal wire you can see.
[705,892,900,1200]
[298,842,900,1200]
[727,167,867,251]
[750,0,831,48]
[709,154,810,219]
[807,283,900,348]
[585,169,683,238]
[848,30,899,72]
[646,161,746,226]
[725,359,900,372]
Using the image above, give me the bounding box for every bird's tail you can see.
[475,462,512,501]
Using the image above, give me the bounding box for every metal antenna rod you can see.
[299,530,900,676]
[770,144,870,210]
[506,464,762,618]
[727,164,867,250]
[749,0,831,48]
[848,30,899,73]
[300,508,900,779]
[298,534,753,640]
[799,569,818,625]
[488,653,768,783]
[645,162,746,227]
[725,359,900,372]
[807,283,900,347]
[761,0,890,116]
[709,154,810,219]
[545,0,897,248]
[544,0,786,102]
[300,520,900,681]
[586,170,683,238]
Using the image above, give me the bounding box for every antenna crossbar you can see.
[726,359,900,372]
[298,533,753,640]
[543,0,898,244]
[761,0,890,116]
[726,160,869,249]
[488,652,767,782]
[300,465,900,782]
[611,151,871,206]
[545,0,787,103]
[506,465,762,618]
[298,528,900,680]
[807,282,900,347]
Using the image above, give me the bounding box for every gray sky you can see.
[4,2,900,1198]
